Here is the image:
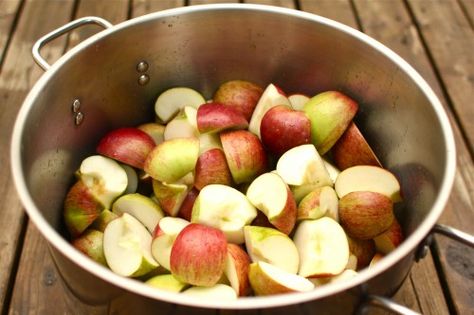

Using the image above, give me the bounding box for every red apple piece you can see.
[194,148,233,190]
[72,229,107,266]
[224,244,252,296]
[297,186,338,221]
[197,102,249,134]
[373,219,404,254]
[177,188,199,221]
[152,180,189,217]
[347,236,376,269]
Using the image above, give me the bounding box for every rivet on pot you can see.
[72,99,81,113]
[138,74,150,85]
[74,112,84,126]
[136,61,149,73]
[415,234,433,262]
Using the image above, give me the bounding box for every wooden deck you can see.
[0,0,473,314]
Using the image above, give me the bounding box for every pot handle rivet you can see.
[74,112,84,126]
[136,61,149,73]
[138,74,150,86]
[72,99,81,113]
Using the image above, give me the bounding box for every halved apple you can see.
[246,172,297,234]
[112,193,164,233]
[182,284,237,300]
[224,244,251,296]
[191,184,257,244]
[152,180,189,217]
[72,229,107,266]
[103,213,158,277]
[244,226,299,274]
[197,102,248,134]
[288,93,310,111]
[154,87,205,123]
[194,148,233,190]
[248,261,314,296]
[297,186,338,221]
[293,217,349,277]
[334,165,402,202]
[145,274,188,293]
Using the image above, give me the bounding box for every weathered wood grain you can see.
[299,0,357,29]
[0,0,21,64]
[132,0,185,17]
[459,0,474,28]
[243,0,296,8]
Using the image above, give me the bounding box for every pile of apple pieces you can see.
[64,80,404,299]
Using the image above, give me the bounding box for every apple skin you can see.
[197,102,249,134]
[170,223,228,286]
[303,91,358,155]
[374,218,404,254]
[220,130,267,184]
[347,236,376,269]
[152,180,188,217]
[297,186,338,221]
[64,180,103,237]
[137,123,165,145]
[177,188,199,221]
[91,209,118,232]
[194,148,233,190]
[72,229,107,266]
[260,105,311,156]
[213,80,264,121]
[225,244,252,296]
[331,122,382,170]
[96,127,156,169]
[339,191,394,240]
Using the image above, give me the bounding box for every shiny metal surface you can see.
[11,3,457,311]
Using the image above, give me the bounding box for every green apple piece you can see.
[145,274,188,293]
[154,87,205,123]
[249,261,314,296]
[72,229,107,266]
[246,172,297,234]
[199,132,222,154]
[103,213,158,277]
[334,165,402,202]
[276,144,332,187]
[191,184,257,244]
[293,217,349,277]
[78,155,128,209]
[144,137,199,183]
[182,284,237,300]
[244,226,299,274]
[121,164,138,195]
[163,106,199,141]
[297,186,338,221]
[137,123,166,145]
[91,209,118,232]
[152,180,189,217]
[303,91,358,155]
[151,216,190,271]
[248,83,291,138]
[112,193,164,233]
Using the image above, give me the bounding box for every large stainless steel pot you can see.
[10,4,473,314]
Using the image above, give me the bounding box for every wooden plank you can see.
[459,0,474,29]
[242,0,296,9]
[0,0,76,311]
[132,0,184,17]
[299,0,358,29]
[0,0,21,64]
[407,0,474,151]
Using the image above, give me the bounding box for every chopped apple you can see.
[244,226,299,274]
[197,102,249,134]
[72,229,107,266]
[78,155,128,209]
[224,244,251,296]
[112,193,164,233]
[248,261,314,296]
[137,123,165,145]
[170,223,227,286]
[339,191,394,240]
[177,188,199,221]
[288,93,310,111]
[152,180,189,217]
[246,172,297,234]
[248,83,291,138]
[332,122,382,170]
[329,269,358,283]
[334,165,402,202]
[369,253,384,268]
[199,132,222,154]
[182,284,237,300]
[144,137,199,183]
[276,144,332,187]
[96,127,155,169]
[145,274,188,293]
[213,79,264,121]
[347,236,376,269]
[154,87,205,123]
[323,158,340,184]
[194,148,233,190]
[151,217,190,271]
[297,186,338,221]
[293,217,349,277]
[220,130,267,184]
[121,164,138,195]
[303,91,358,155]
[374,219,404,254]
[63,180,104,237]
[103,213,158,277]
[346,254,358,271]
[260,105,311,156]
[91,209,118,232]
[163,106,199,140]
[191,184,257,244]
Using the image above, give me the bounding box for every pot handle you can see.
[432,223,474,247]
[32,16,113,71]
[357,295,421,315]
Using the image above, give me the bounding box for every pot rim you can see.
[10,3,456,309]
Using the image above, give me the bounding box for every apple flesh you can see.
[137,123,165,145]
[151,216,190,271]
[112,193,164,233]
[152,180,189,217]
[334,165,402,202]
[197,102,249,134]
[163,106,199,141]
[246,172,297,234]
[72,229,107,266]
[182,284,237,300]
[91,209,118,232]
[244,226,299,274]
[96,127,155,169]
[220,130,267,184]
[303,91,358,155]
[213,80,264,121]
[121,164,138,195]
[323,158,341,184]
[170,223,227,286]
[374,218,404,254]
[144,137,199,183]
[248,83,291,139]
[199,132,222,154]
[369,253,384,268]
[191,184,257,244]
[288,93,310,111]
[103,213,158,277]
[297,186,338,221]
[260,105,311,156]
[154,87,205,123]
[293,217,349,277]
[194,148,233,190]
[177,188,199,221]
[339,191,394,240]
[248,261,314,296]
[224,243,251,296]
[145,274,188,293]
